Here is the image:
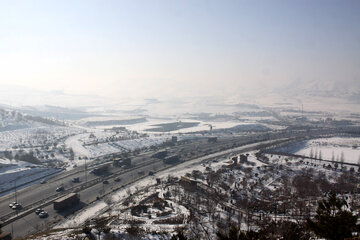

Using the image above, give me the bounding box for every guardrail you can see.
[0,169,64,196]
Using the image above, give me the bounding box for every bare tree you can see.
[206,171,221,187]
[340,151,345,168]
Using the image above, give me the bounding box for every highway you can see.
[0,127,357,238]
[2,160,166,238]
[0,150,162,223]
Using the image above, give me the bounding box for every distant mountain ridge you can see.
[276,79,360,100]
[0,107,64,132]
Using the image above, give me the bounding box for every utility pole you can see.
[85,157,87,185]
[274,203,277,223]
[14,179,17,203]
[247,207,250,232]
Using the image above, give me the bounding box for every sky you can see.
[0,0,359,103]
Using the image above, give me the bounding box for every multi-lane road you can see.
[1,127,358,238]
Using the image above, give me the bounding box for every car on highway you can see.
[35,208,44,214]
[72,177,80,183]
[114,177,121,182]
[103,180,109,184]
[38,211,48,218]
[9,201,17,208]
[12,203,22,210]
[56,186,64,192]
[40,179,47,184]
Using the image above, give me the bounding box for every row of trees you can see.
[309,148,351,164]
[1,150,41,164]
[309,148,360,167]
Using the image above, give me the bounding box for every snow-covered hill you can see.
[276,79,360,102]
[0,107,63,132]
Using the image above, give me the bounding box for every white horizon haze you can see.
[0,0,359,112]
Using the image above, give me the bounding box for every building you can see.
[239,154,248,163]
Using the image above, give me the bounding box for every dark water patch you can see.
[146,121,199,132]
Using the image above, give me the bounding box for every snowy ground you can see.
[274,137,360,164]
[123,118,243,133]
[77,116,280,134]
[64,133,91,157]
[83,135,170,158]
[0,126,83,151]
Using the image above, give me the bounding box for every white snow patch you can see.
[57,201,108,228]
[275,137,360,164]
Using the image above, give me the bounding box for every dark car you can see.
[72,177,80,183]
[38,211,48,218]
[56,186,64,192]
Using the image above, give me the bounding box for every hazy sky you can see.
[1,0,359,101]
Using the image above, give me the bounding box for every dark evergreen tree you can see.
[171,228,188,240]
[82,220,92,236]
[307,192,358,240]
[217,226,259,240]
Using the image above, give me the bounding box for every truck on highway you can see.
[53,193,80,211]
[152,150,168,159]
[163,155,180,164]
[113,158,131,168]
[89,164,110,175]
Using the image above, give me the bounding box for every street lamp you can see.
[85,157,87,184]
[14,179,17,203]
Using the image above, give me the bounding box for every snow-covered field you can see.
[77,116,279,134]
[0,126,83,151]
[128,119,278,134]
[123,118,241,133]
[79,135,170,159]
[275,137,360,164]
[64,133,91,157]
